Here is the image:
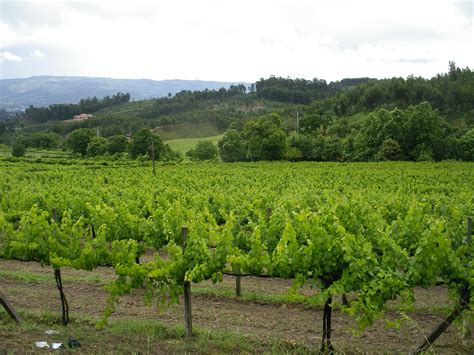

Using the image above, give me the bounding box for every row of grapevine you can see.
[0,160,473,351]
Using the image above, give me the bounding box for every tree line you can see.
[4,62,473,162]
[23,92,131,124]
[63,128,178,160]
[255,76,371,104]
[142,84,248,117]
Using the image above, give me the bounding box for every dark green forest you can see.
[1,62,473,161]
[23,92,131,124]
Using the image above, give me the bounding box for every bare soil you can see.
[0,258,472,353]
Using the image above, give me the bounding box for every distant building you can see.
[64,113,94,123]
[73,113,94,121]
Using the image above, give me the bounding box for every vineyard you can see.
[0,159,473,353]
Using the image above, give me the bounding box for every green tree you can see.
[186,140,218,161]
[399,102,443,159]
[129,129,164,159]
[218,130,247,162]
[374,138,403,161]
[243,114,287,161]
[359,102,443,161]
[26,132,61,149]
[87,137,109,157]
[439,135,461,160]
[324,136,343,161]
[107,135,129,154]
[301,102,336,135]
[65,128,95,157]
[0,122,6,136]
[310,135,326,161]
[288,133,315,160]
[459,129,474,161]
[11,142,26,157]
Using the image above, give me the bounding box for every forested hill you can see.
[15,75,376,136]
[2,63,473,161]
[0,75,249,110]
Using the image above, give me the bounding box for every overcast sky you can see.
[0,0,473,82]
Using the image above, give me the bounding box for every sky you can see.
[0,0,473,82]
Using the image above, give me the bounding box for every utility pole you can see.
[296,111,299,133]
[151,139,156,176]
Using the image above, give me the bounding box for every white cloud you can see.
[0,51,22,62]
[32,49,46,58]
[0,0,472,81]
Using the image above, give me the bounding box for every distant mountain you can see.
[0,76,250,110]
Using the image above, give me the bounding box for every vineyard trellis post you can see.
[0,290,21,322]
[462,217,472,346]
[414,216,472,353]
[181,226,192,338]
[52,208,69,326]
[235,265,242,297]
[151,139,156,177]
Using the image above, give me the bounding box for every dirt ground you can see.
[0,258,472,353]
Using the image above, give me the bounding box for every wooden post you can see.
[462,217,472,346]
[151,139,156,177]
[0,291,21,322]
[52,208,69,326]
[181,226,192,338]
[235,265,241,297]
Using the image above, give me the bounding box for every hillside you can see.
[1,64,473,162]
[0,76,249,110]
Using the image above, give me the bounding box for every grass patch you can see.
[0,268,109,285]
[0,308,315,353]
[165,134,223,156]
[158,122,223,141]
[192,285,314,306]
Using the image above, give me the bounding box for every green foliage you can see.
[218,130,247,162]
[288,133,343,161]
[300,101,336,135]
[66,128,95,157]
[285,147,303,161]
[87,137,109,157]
[107,135,129,155]
[374,139,403,161]
[24,93,131,124]
[321,63,474,117]
[9,63,474,164]
[129,129,165,160]
[186,140,218,161]
[1,160,472,332]
[356,102,443,161]
[28,132,61,149]
[242,114,288,161]
[256,76,370,104]
[459,129,474,161]
[11,141,26,157]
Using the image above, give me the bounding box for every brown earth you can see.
[0,258,472,353]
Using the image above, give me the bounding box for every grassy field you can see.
[165,134,223,156]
